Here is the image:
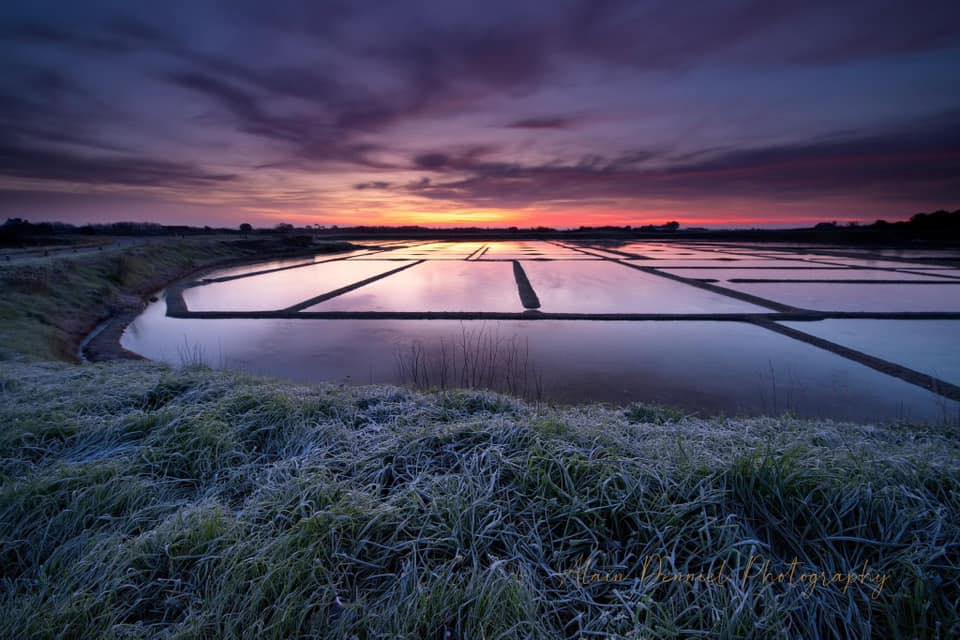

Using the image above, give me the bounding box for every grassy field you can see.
[0,240,958,638]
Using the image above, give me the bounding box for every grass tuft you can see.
[624,402,687,425]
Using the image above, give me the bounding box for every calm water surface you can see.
[122,241,960,423]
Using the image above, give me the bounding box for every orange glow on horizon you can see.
[244,195,922,230]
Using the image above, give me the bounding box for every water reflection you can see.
[120,240,960,424]
[123,295,958,423]
[722,282,960,312]
[305,261,522,312]
[183,260,412,311]
[522,261,765,313]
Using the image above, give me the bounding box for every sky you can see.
[1,0,958,229]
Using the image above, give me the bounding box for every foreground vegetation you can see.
[1,362,958,638]
[1,239,958,638]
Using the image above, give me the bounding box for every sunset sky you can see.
[1,0,958,228]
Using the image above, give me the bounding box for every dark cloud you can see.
[411,146,504,172]
[353,181,391,190]
[105,16,179,48]
[408,112,960,206]
[376,26,554,95]
[0,71,135,165]
[163,69,398,169]
[407,177,431,189]
[505,116,579,130]
[2,22,135,53]
[0,140,235,187]
[411,147,660,177]
[565,0,960,69]
[168,72,261,121]
[413,153,451,170]
[562,0,800,70]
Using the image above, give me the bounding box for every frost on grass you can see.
[0,360,958,638]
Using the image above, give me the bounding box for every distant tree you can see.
[909,210,960,231]
[274,223,294,231]
[662,221,680,231]
[239,223,252,233]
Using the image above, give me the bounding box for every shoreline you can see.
[72,244,368,363]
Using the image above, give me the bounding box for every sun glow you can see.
[380,208,515,226]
